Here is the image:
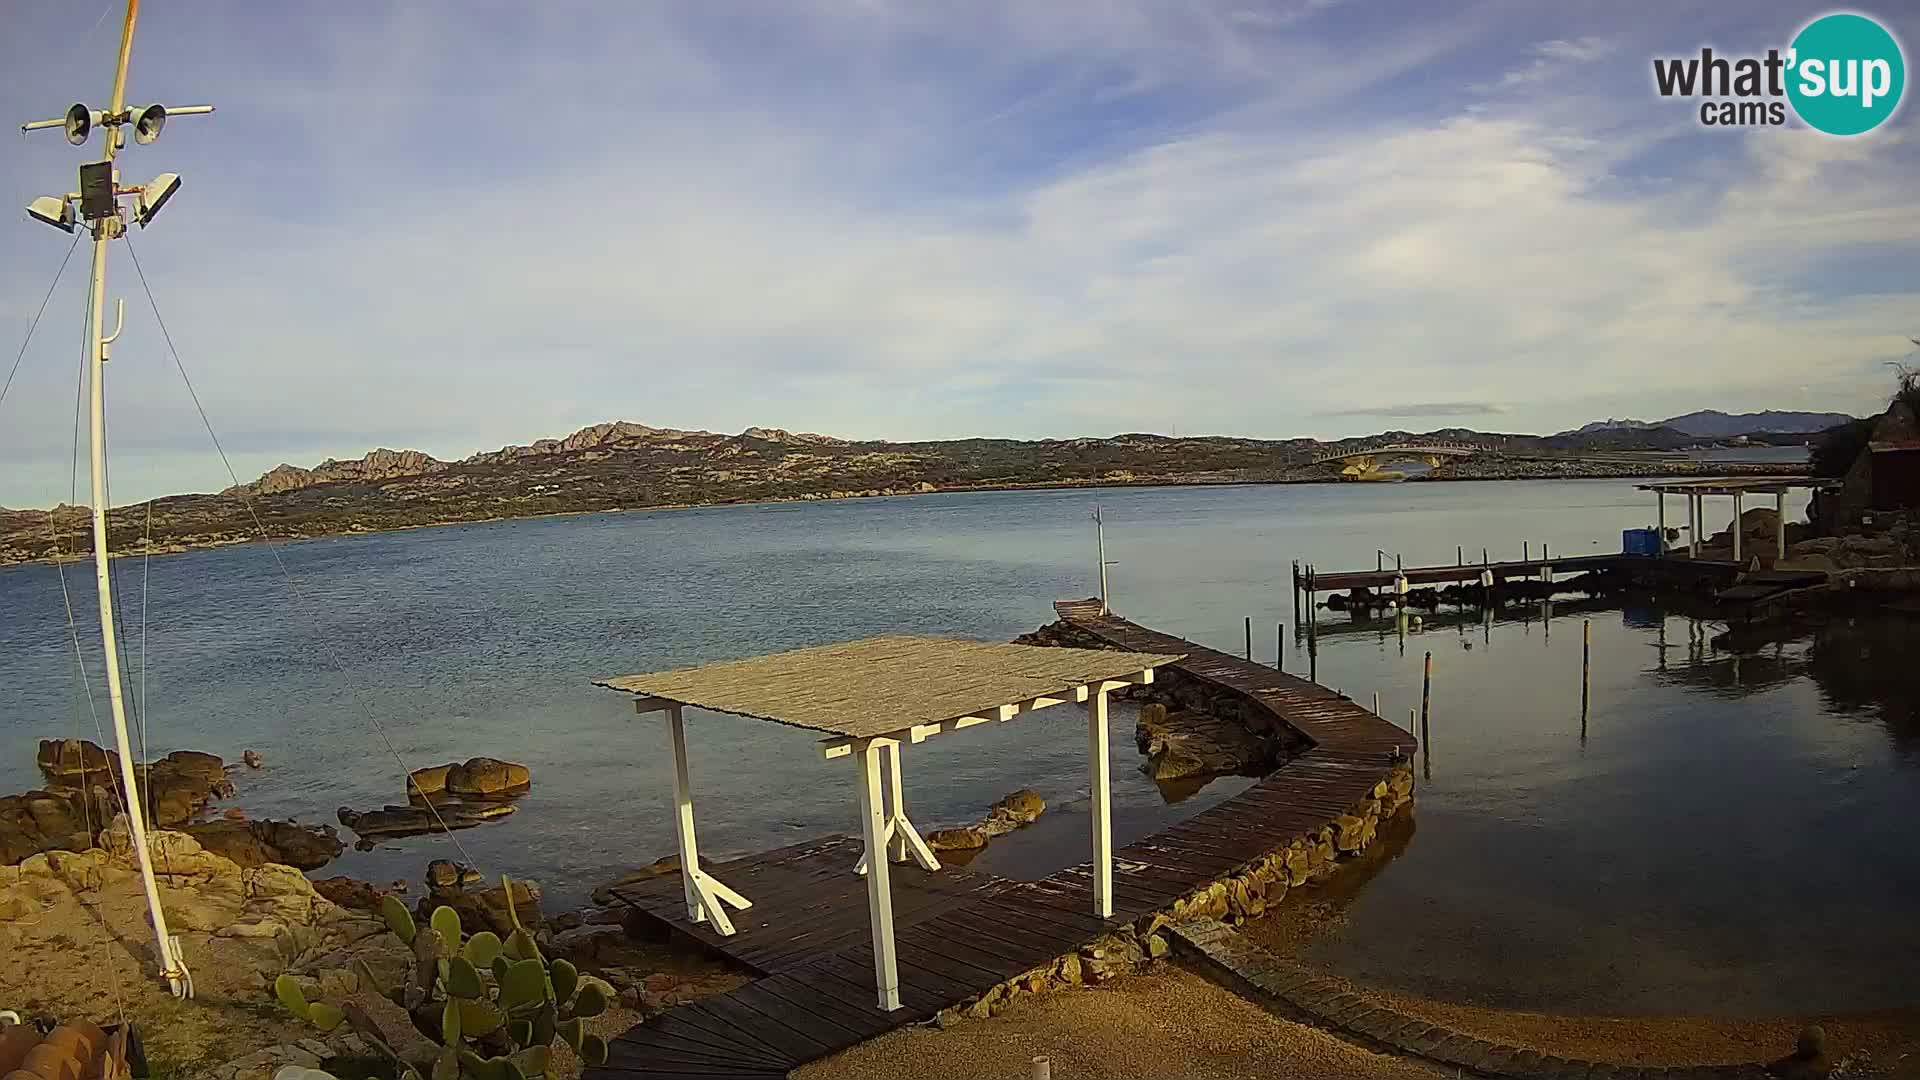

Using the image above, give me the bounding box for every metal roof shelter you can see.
[595,635,1181,1011]
[1636,477,1835,561]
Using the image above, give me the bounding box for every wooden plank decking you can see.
[589,603,1415,1079]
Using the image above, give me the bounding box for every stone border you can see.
[1168,918,1779,1080]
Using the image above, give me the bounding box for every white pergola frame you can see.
[628,667,1158,1013]
[816,669,1153,1010]
[630,697,755,935]
[1639,478,1826,564]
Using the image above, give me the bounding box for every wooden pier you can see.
[1293,552,1749,597]
[590,604,1414,1079]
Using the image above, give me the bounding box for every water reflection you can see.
[1300,600,1920,1014]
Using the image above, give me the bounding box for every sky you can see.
[2,0,1918,506]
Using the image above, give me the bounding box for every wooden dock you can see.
[1296,553,1745,595]
[590,604,1414,1079]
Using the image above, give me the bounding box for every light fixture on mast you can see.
[18,0,214,1001]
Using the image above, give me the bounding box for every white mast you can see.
[21,0,214,999]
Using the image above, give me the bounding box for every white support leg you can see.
[1656,493,1666,553]
[856,742,902,1011]
[1689,494,1700,557]
[1776,491,1787,560]
[1732,493,1743,564]
[853,739,940,876]
[664,705,751,936]
[885,743,908,864]
[1088,688,1113,919]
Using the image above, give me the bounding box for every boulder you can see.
[312,876,387,911]
[590,855,679,906]
[404,763,452,799]
[926,827,989,851]
[0,789,103,865]
[426,859,483,890]
[336,802,514,844]
[444,758,530,798]
[419,875,541,936]
[988,788,1045,825]
[184,818,345,871]
[35,739,118,782]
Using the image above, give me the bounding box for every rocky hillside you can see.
[1567,409,1854,438]
[0,420,1804,566]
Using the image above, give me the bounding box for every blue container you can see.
[1622,528,1659,556]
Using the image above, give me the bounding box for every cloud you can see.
[1319,402,1511,419]
[0,0,1915,505]
[1486,35,1616,91]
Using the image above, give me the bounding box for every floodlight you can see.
[64,103,93,146]
[135,173,180,228]
[78,160,116,220]
[26,195,75,233]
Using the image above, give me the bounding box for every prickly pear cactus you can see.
[274,875,610,1078]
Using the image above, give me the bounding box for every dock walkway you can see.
[590,603,1414,1079]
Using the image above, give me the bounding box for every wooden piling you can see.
[1421,651,1432,739]
[1581,619,1592,724]
[1245,616,1252,661]
[1276,623,1284,671]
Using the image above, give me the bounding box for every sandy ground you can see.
[795,961,1453,1080]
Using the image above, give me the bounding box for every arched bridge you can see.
[1307,441,1489,469]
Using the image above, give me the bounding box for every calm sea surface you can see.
[5,473,1915,1015]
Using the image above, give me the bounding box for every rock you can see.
[1146,933,1170,958]
[185,819,345,871]
[989,789,1045,825]
[426,859,483,890]
[590,855,679,905]
[243,749,264,769]
[444,757,531,798]
[35,738,118,782]
[0,788,113,866]
[1053,952,1082,986]
[312,876,386,911]
[1769,1024,1832,1079]
[1144,743,1210,781]
[336,801,513,843]
[926,827,989,851]
[420,875,541,936]
[405,763,452,799]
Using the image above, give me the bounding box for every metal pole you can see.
[1291,561,1301,626]
[1731,493,1742,565]
[1372,691,1380,715]
[1656,492,1666,554]
[80,0,185,1000]
[1245,616,1252,661]
[1276,623,1283,672]
[1094,505,1109,614]
[1775,491,1786,561]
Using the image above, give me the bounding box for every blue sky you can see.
[3,0,1917,505]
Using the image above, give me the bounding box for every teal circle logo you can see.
[1787,13,1906,135]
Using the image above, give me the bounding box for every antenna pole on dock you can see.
[20,0,214,1000]
[1092,504,1111,614]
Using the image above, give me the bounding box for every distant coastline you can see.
[0,456,1806,570]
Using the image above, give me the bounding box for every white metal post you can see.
[1775,491,1787,560]
[1094,505,1109,615]
[884,742,907,863]
[856,742,902,1011]
[665,704,704,922]
[1655,492,1666,553]
[1088,687,1113,919]
[1689,494,1700,557]
[79,0,184,999]
[1731,493,1743,564]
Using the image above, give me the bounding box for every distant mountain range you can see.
[0,416,1815,566]
[1564,410,1854,439]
